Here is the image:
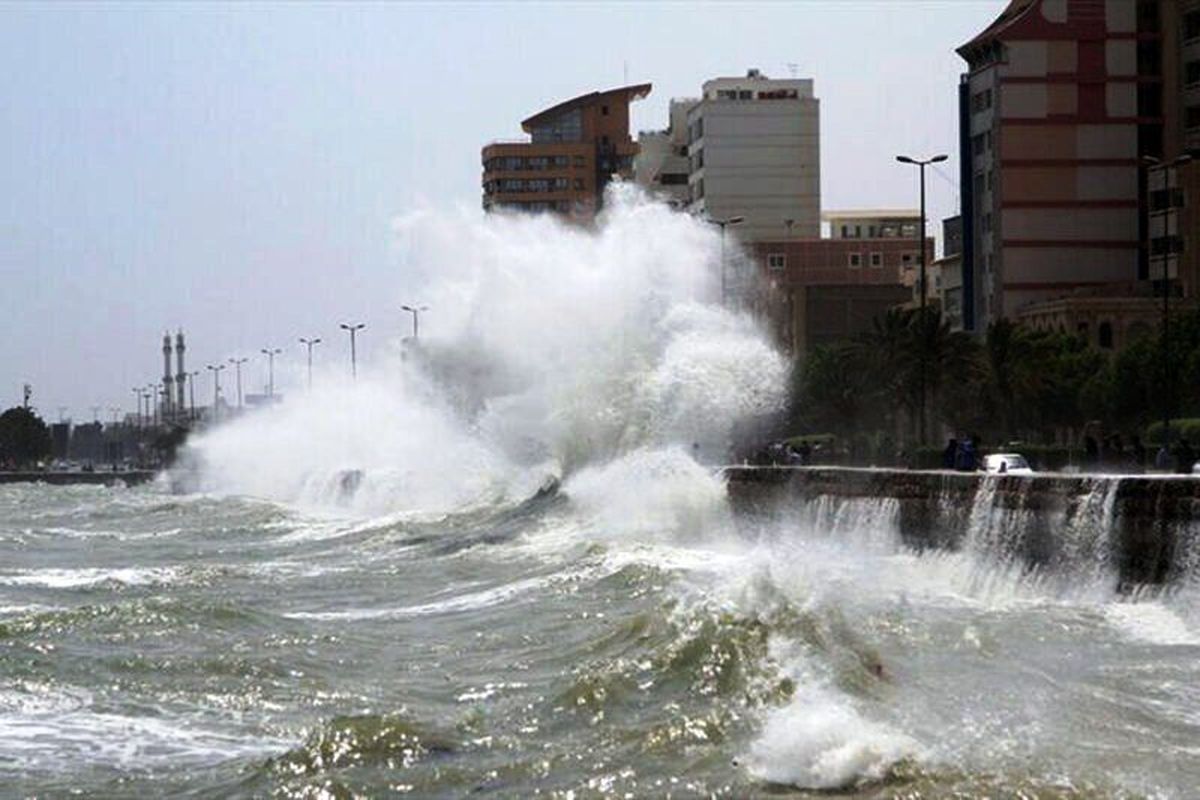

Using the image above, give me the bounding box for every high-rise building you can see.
[481,84,651,221]
[958,0,1157,328]
[684,69,820,242]
[1147,1,1200,297]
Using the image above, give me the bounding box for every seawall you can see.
[0,471,158,487]
[724,466,1200,586]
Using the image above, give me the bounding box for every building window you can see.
[573,155,586,167]
[972,133,986,156]
[1187,61,1200,87]
[840,224,849,238]
[982,213,993,233]
[553,177,569,190]
[601,105,609,116]
[901,252,916,265]
[848,252,862,268]
[738,90,752,99]
[573,178,585,190]
[1186,10,1200,40]
[868,225,877,238]
[767,253,786,271]
[553,155,570,168]
[870,252,883,268]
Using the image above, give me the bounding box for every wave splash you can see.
[181,185,786,516]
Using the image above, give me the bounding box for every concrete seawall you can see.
[724,466,1200,585]
[0,471,158,487]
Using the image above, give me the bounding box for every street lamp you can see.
[896,152,948,446]
[401,305,428,340]
[131,388,142,428]
[707,216,745,306]
[207,364,226,422]
[1143,153,1194,456]
[260,348,282,399]
[229,357,249,409]
[340,323,365,380]
[299,337,321,390]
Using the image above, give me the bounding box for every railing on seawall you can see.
[722,466,1200,586]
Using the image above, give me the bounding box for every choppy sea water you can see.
[3,470,1200,799]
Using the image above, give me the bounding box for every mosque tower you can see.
[175,330,187,416]
[162,332,174,420]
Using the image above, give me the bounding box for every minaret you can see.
[162,332,174,421]
[175,330,187,416]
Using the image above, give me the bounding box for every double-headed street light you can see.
[1143,153,1194,454]
[299,337,322,390]
[896,153,948,447]
[340,323,366,380]
[261,347,282,399]
[207,364,226,422]
[707,216,745,306]
[229,357,249,409]
[401,305,428,340]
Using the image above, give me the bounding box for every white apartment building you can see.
[634,99,696,208]
[685,69,820,241]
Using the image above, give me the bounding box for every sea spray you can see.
[183,185,786,514]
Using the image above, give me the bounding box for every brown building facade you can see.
[481,84,650,221]
[752,236,934,356]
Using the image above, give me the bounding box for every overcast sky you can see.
[1,0,1003,418]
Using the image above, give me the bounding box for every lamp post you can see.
[131,388,142,428]
[896,153,948,446]
[1143,153,1194,456]
[141,389,152,428]
[299,337,321,390]
[229,357,249,409]
[707,216,745,306]
[207,364,226,422]
[401,305,428,340]
[340,323,365,380]
[260,348,281,399]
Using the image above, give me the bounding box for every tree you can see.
[0,406,52,468]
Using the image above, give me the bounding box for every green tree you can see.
[0,406,52,468]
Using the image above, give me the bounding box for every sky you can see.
[0,0,1004,419]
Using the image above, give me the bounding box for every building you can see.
[634,99,696,208]
[1015,284,1167,350]
[824,210,920,241]
[933,216,966,330]
[685,69,821,241]
[958,0,1157,328]
[481,83,651,221]
[752,232,933,356]
[1146,1,1200,298]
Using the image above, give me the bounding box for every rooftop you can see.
[520,83,652,132]
[822,209,921,221]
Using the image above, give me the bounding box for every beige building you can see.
[685,69,821,241]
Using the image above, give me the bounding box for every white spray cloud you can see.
[183,185,787,515]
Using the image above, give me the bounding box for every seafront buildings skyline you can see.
[10,0,1200,426]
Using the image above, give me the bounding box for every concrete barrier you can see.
[0,471,158,487]
[724,466,1200,585]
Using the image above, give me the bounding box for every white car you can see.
[983,453,1034,475]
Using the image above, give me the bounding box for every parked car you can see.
[983,453,1034,475]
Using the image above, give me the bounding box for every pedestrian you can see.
[942,437,958,470]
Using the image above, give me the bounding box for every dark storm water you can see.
[3,479,1200,799]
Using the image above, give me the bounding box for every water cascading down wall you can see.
[725,467,1200,586]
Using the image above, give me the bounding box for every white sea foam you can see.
[1104,601,1200,647]
[0,566,181,589]
[742,688,919,789]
